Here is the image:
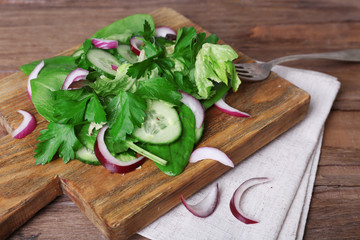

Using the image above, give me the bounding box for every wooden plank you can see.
[0,7,310,240]
[322,111,360,149]
[304,186,360,239]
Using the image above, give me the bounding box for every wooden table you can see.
[1,1,359,239]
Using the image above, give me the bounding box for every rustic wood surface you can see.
[0,7,310,239]
[0,1,359,239]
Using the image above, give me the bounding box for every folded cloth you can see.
[139,65,340,240]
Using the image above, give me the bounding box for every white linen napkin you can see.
[139,65,340,240]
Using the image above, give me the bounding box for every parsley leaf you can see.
[127,58,157,79]
[52,89,92,124]
[173,27,197,57]
[35,122,82,165]
[140,20,154,41]
[52,89,106,125]
[76,39,93,69]
[135,77,182,105]
[85,95,107,123]
[106,91,147,141]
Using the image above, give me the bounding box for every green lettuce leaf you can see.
[91,63,137,97]
[194,43,240,99]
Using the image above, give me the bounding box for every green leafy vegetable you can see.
[35,122,82,165]
[106,91,147,141]
[194,43,241,99]
[136,77,182,105]
[91,14,155,40]
[76,123,98,151]
[21,56,77,76]
[52,89,92,124]
[91,63,137,97]
[85,95,107,124]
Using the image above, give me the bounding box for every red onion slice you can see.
[214,94,251,118]
[111,64,118,71]
[27,60,44,101]
[94,125,146,173]
[179,91,205,129]
[12,110,37,139]
[130,36,144,56]
[91,38,118,49]
[189,147,234,168]
[62,68,89,90]
[230,177,271,224]
[155,26,177,40]
[181,183,220,218]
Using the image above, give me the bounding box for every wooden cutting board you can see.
[0,8,310,239]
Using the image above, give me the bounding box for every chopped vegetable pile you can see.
[21,13,244,176]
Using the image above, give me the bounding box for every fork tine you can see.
[235,68,255,79]
[236,72,254,79]
[236,69,250,74]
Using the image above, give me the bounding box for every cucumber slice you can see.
[72,49,84,59]
[115,152,139,162]
[86,49,119,77]
[76,146,101,165]
[133,100,182,144]
[117,45,138,63]
[195,124,204,144]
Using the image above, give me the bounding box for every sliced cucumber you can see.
[76,146,101,165]
[86,48,119,77]
[117,45,138,64]
[72,49,84,59]
[133,100,182,145]
[195,124,204,144]
[115,152,139,162]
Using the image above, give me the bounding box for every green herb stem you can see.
[126,141,167,166]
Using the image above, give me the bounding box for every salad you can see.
[20,13,244,176]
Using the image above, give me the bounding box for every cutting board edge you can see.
[0,177,62,239]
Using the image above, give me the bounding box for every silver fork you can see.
[234,49,360,81]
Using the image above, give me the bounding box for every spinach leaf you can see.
[91,14,155,39]
[20,56,76,76]
[201,83,231,110]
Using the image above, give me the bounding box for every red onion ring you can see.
[91,38,118,49]
[181,183,220,218]
[179,91,205,129]
[189,147,234,168]
[214,94,251,118]
[94,125,146,173]
[111,64,118,71]
[62,68,89,90]
[12,110,37,139]
[130,36,144,56]
[155,26,177,40]
[27,60,44,101]
[230,177,271,224]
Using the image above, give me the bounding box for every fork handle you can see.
[268,49,360,66]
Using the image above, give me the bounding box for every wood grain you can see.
[0,7,310,240]
[1,1,359,239]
